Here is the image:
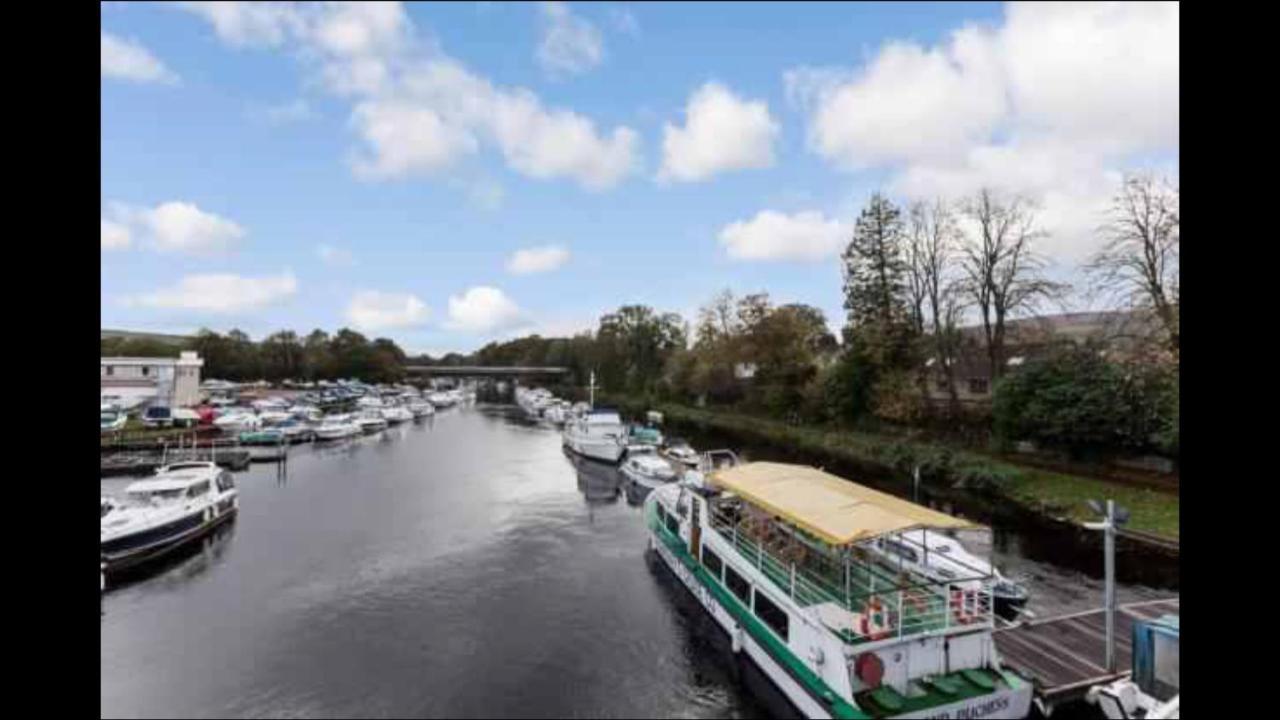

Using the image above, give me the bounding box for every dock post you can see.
[1104,499,1116,673]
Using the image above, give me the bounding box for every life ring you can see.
[854,652,884,688]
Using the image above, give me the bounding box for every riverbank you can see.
[604,396,1179,541]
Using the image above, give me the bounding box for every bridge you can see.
[404,365,569,377]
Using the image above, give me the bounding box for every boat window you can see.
[753,590,789,642]
[701,546,723,581]
[885,540,919,563]
[101,501,113,518]
[935,544,952,554]
[216,472,235,491]
[664,512,680,536]
[724,566,750,604]
[187,481,211,498]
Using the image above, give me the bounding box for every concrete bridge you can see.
[404,365,569,378]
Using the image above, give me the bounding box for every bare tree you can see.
[908,199,965,414]
[1086,174,1179,359]
[959,189,1067,382]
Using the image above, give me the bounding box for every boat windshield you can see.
[101,412,118,422]
[125,488,186,505]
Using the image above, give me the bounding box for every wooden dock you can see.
[993,598,1179,708]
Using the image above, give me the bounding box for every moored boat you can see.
[355,409,388,434]
[662,439,701,467]
[645,460,1033,719]
[101,462,239,573]
[620,452,678,487]
[314,414,359,440]
[563,408,627,464]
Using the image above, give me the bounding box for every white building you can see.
[101,351,204,409]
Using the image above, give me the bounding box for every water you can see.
[101,405,1167,718]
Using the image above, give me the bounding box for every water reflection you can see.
[570,451,622,505]
[106,519,238,595]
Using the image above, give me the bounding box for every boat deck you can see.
[992,598,1179,706]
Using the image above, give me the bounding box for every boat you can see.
[256,409,293,426]
[355,409,388,434]
[356,395,385,410]
[662,439,701,467]
[645,459,1033,719]
[428,391,456,409]
[543,402,568,425]
[620,452,679,487]
[1087,614,1179,719]
[380,403,413,425]
[214,411,261,433]
[314,414,360,440]
[238,429,285,445]
[407,399,435,419]
[274,418,316,443]
[288,404,323,422]
[100,462,239,573]
[101,406,128,433]
[563,409,628,463]
[868,529,1030,622]
[628,423,664,451]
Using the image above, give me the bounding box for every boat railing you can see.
[706,505,993,646]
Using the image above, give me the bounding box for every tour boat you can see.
[645,460,1033,719]
[100,462,239,573]
[355,409,388,433]
[869,529,1030,622]
[314,414,360,440]
[662,440,701,468]
[563,408,628,464]
[621,453,679,488]
[101,406,128,433]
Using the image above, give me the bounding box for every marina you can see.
[102,401,1177,718]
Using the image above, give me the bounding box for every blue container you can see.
[1132,614,1179,701]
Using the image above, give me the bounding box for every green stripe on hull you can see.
[649,507,866,719]
[648,504,1026,720]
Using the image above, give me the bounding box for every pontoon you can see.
[645,459,1033,719]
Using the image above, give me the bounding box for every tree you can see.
[1086,174,1179,359]
[959,189,1066,382]
[907,199,966,414]
[595,305,687,394]
[261,330,302,381]
[841,193,913,366]
[302,329,332,380]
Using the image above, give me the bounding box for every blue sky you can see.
[101,2,1178,355]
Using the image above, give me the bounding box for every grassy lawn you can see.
[614,397,1179,540]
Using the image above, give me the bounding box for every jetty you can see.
[993,597,1179,712]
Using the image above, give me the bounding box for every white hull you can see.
[564,435,625,463]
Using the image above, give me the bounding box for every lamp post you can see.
[1085,499,1130,673]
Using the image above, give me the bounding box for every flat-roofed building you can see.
[101,351,204,409]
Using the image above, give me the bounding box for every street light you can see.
[1084,499,1130,673]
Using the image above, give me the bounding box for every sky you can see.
[101,1,1179,356]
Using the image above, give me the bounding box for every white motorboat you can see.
[620,453,678,487]
[355,409,388,433]
[662,440,701,467]
[289,404,323,422]
[870,528,1030,621]
[214,411,262,433]
[563,409,627,464]
[407,399,435,419]
[357,396,385,410]
[101,406,128,433]
[257,409,293,426]
[251,397,290,411]
[380,403,413,425]
[428,391,455,408]
[314,414,359,440]
[101,462,239,572]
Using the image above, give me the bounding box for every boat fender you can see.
[809,646,825,666]
[731,624,743,654]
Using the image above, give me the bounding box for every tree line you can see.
[101,328,410,385]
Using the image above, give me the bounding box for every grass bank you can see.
[605,396,1179,540]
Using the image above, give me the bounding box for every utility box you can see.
[1132,614,1179,701]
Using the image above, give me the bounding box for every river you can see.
[101,404,1168,718]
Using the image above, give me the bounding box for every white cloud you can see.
[101,32,179,84]
[446,286,525,332]
[143,201,245,254]
[537,2,604,76]
[507,245,570,275]
[174,2,305,48]
[803,26,1008,169]
[175,1,638,191]
[658,82,779,183]
[316,244,355,266]
[101,219,132,251]
[790,2,1179,262]
[718,210,851,262]
[129,271,297,313]
[104,200,245,254]
[345,290,429,330]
